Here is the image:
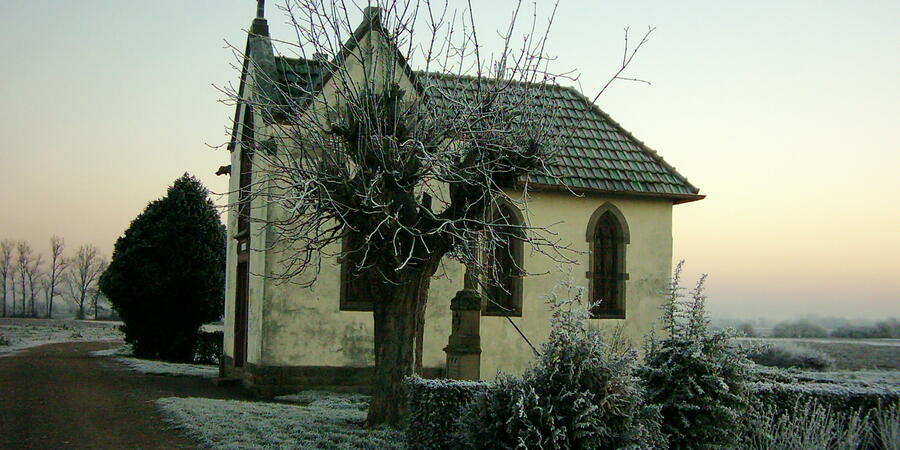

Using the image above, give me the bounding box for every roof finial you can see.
[256,0,265,19]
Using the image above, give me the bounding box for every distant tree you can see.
[831,319,899,339]
[771,320,828,338]
[88,260,108,320]
[45,236,69,319]
[99,174,225,362]
[66,245,104,320]
[15,241,35,317]
[0,240,12,317]
[26,253,43,317]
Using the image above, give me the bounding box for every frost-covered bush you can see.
[740,399,870,449]
[642,263,750,449]
[771,320,828,338]
[460,286,665,449]
[747,380,900,418]
[748,342,835,371]
[405,377,488,449]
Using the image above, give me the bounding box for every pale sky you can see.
[1,0,897,320]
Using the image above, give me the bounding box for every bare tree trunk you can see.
[78,292,86,320]
[366,265,435,426]
[414,297,425,374]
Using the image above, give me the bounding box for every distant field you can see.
[739,338,900,370]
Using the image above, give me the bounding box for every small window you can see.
[483,203,524,317]
[340,231,373,311]
[588,204,629,318]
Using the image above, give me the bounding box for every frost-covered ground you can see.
[90,345,219,378]
[737,337,900,370]
[0,318,123,357]
[157,391,403,449]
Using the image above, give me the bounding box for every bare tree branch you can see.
[591,25,655,103]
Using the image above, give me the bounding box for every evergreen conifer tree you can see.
[100,174,225,361]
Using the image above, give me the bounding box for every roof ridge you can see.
[414,70,570,92]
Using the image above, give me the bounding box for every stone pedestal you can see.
[443,289,482,380]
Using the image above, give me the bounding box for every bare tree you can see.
[228,0,583,424]
[8,267,16,317]
[89,258,108,320]
[45,236,69,319]
[26,253,44,317]
[15,241,32,317]
[67,245,104,320]
[0,240,12,317]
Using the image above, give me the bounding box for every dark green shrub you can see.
[642,263,751,449]
[100,174,225,362]
[460,287,665,449]
[748,342,835,371]
[194,330,223,365]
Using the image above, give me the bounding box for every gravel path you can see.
[0,341,252,449]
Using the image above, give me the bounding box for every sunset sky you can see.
[1,0,897,320]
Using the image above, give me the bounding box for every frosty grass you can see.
[0,321,123,356]
[156,391,403,449]
[90,345,219,378]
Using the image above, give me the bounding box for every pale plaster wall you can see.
[253,189,673,378]
[478,192,673,378]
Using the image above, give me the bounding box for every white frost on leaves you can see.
[0,321,123,357]
[156,395,403,449]
[749,380,900,397]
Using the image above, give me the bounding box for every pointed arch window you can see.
[237,105,255,236]
[483,203,525,317]
[587,204,629,318]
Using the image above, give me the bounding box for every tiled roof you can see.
[270,59,701,202]
[417,73,700,200]
[266,57,326,121]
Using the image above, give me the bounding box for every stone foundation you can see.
[222,355,445,397]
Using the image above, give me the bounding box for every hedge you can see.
[405,377,488,450]
[405,375,899,448]
[748,381,900,416]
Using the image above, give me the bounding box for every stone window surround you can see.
[585,202,630,319]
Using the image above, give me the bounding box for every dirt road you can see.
[0,341,250,449]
